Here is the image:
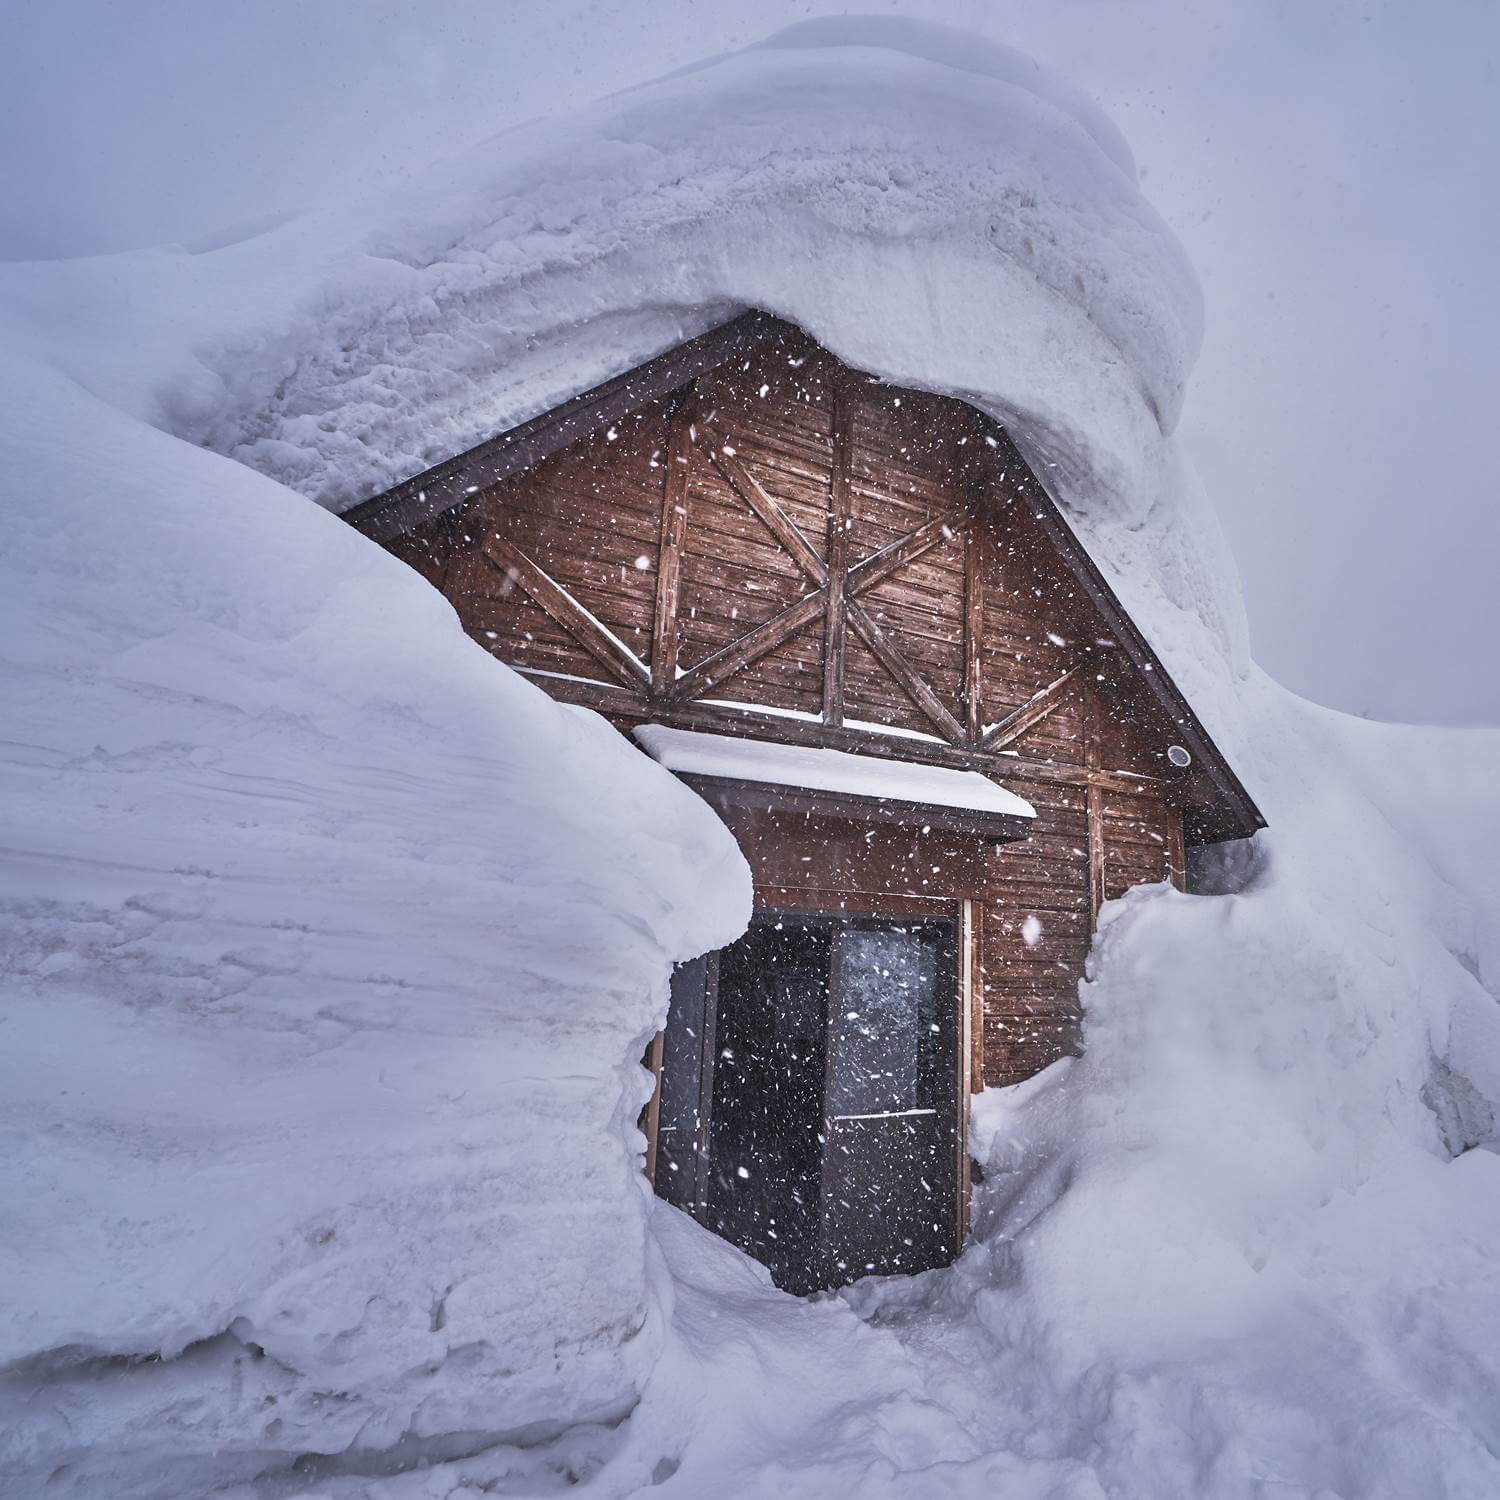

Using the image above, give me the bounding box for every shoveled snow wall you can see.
[0,356,749,1495]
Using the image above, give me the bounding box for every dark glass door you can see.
[657,910,959,1292]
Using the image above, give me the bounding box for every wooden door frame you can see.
[959,897,975,1246]
[642,953,720,1218]
[645,895,973,1269]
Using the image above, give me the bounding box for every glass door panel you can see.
[656,909,959,1293]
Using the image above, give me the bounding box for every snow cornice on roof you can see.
[148,18,1198,539]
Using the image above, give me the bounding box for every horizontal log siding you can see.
[483,401,669,668]
[1100,789,1186,900]
[978,771,1091,1085]
[448,548,606,682]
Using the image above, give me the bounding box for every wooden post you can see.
[1167,806,1188,892]
[959,898,975,1245]
[968,899,986,1093]
[824,390,853,725]
[650,397,695,697]
[692,954,721,1220]
[963,525,984,745]
[1085,684,1107,925]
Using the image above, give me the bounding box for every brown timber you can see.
[355,318,1248,1089]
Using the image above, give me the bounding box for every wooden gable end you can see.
[351,315,1263,1090]
[368,319,1257,840]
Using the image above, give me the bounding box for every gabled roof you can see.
[343,314,776,545]
[344,312,1265,843]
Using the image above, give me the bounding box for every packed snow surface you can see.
[3,16,1499,1500]
[633,725,1037,821]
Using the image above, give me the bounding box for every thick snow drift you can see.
[2,15,1498,1500]
[0,360,749,1492]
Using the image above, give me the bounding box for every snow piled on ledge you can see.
[2,16,1499,1500]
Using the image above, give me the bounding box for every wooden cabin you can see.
[346,312,1263,1294]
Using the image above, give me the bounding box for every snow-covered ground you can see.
[2,18,1497,1499]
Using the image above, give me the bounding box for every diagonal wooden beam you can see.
[845,515,956,597]
[697,420,828,586]
[667,515,962,709]
[845,597,969,746]
[668,587,829,704]
[482,535,650,690]
[980,665,1082,751]
[701,411,957,597]
[676,416,967,720]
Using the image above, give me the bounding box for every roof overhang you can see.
[634,724,1036,841]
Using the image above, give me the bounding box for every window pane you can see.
[825,925,940,1117]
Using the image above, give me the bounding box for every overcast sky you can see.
[3,0,1495,725]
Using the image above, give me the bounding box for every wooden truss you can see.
[347,311,1264,843]
[475,395,1086,759]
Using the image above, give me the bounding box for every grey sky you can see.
[3,0,1494,725]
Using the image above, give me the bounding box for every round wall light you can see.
[1167,744,1192,768]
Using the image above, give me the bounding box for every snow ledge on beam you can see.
[633,724,1037,821]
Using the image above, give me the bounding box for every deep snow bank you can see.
[0,356,748,1494]
[495,686,1500,1500]
[3,15,1499,1500]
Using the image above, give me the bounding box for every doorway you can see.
[654,909,961,1293]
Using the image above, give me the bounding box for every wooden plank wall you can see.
[381,324,1189,1092]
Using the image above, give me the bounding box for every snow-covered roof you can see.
[634,724,1036,822]
[0,16,1251,763]
[0,19,1198,542]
